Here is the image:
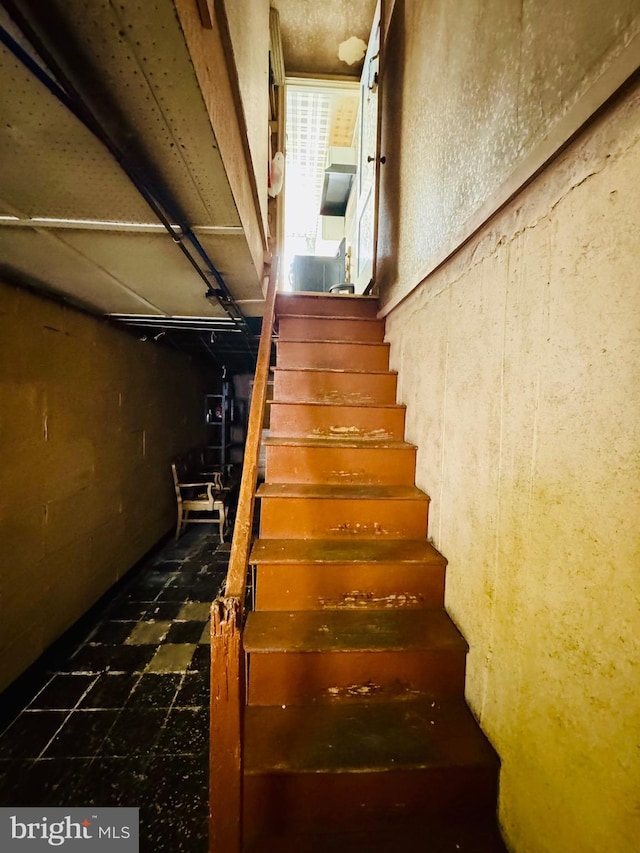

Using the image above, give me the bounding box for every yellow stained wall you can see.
[384,81,640,851]
[0,281,209,692]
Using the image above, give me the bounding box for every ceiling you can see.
[0,0,376,373]
[273,0,376,78]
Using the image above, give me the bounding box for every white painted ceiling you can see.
[0,0,375,370]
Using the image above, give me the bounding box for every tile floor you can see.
[0,527,230,851]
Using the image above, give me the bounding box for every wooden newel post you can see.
[208,260,277,851]
[209,596,244,853]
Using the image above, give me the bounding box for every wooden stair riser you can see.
[244,768,498,836]
[244,818,508,853]
[273,368,398,405]
[279,316,386,343]
[258,496,429,539]
[268,401,406,440]
[253,563,445,611]
[247,650,466,705]
[264,444,416,486]
[277,341,390,372]
[243,699,499,808]
[276,293,378,319]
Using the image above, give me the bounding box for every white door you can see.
[354,0,383,293]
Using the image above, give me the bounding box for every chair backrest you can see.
[210,471,224,491]
[170,462,182,502]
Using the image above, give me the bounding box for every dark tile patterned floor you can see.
[0,528,229,851]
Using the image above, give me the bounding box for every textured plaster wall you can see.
[0,282,209,692]
[378,0,640,311]
[385,83,640,852]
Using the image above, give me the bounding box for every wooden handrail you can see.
[225,261,277,601]
[209,259,278,853]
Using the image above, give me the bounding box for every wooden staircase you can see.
[242,292,506,851]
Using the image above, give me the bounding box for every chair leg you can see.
[218,507,225,543]
[175,505,183,540]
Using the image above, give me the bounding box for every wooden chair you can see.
[171,462,228,542]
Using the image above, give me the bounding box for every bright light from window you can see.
[282,80,359,290]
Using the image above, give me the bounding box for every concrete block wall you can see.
[0,280,210,692]
[384,83,640,852]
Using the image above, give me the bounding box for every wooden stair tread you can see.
[264,436,415,449]
[250,538,446,565]
[273,366,397,376]
[278,313,383,323]
[278,338,389,347]
[268,399,405,410]
[276,292,378,310]
[277,292,378,301]
[256,483,428,500]
[243,609,466,654]
[244,698,498,774]
[245,816,507,852]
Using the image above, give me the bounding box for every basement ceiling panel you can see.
[0,0,267,341]
[0,229,163,315]
[10,0,241,227]
[0,43,156,223]
[53,231,229,318]
[196,232,265,309]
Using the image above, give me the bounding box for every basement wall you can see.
[378,0,640,314]
[383,73,640,853]
[0,281,210,693]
